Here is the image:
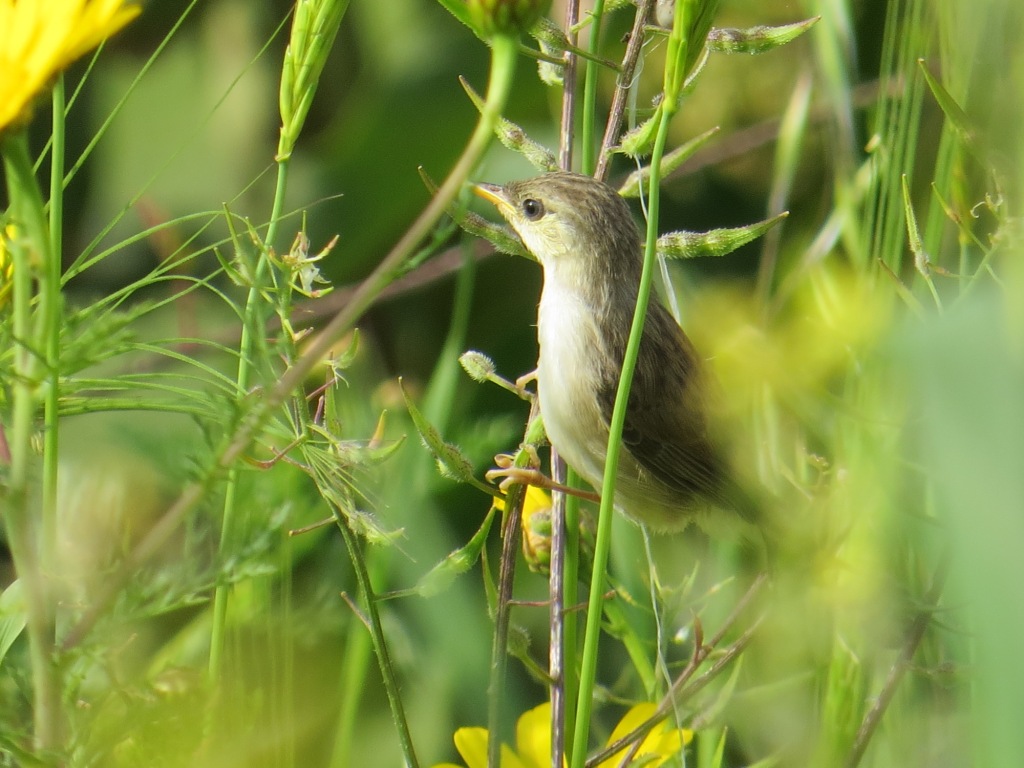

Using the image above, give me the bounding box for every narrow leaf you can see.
[0,581,26,665]
[400,378,477,483]
[617,127,720,197]
[657,212,789,259]
[460,77,558,171]
[414,505,496,597]
[707,17,819,55]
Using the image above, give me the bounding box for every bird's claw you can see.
[514,369,538,397]
[486,466,552,494]
[487,445,544,492]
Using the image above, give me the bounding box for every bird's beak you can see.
[472,182,510,211]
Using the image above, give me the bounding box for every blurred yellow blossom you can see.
[0,0,140,133]
[433,701,692,768]
[493,485,553,571]
[689,263,890,416]
[0,226,13,307]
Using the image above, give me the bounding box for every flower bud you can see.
[467,0,551,38]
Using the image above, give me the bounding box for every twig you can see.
[594,0,655,182]
[550,453,570,768]
[552,2,580,763]
[488,399,544,768]
[585,574,767,767]
[60,34,523,654]
[843,548,952,768]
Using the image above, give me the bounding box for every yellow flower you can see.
[433,701,692,768]
[493,485,553,572]
[0,225,15,307]
[0,0,140,133]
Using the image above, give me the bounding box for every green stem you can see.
[209,154,290,684]
[562,467,580,762]
[570,4,686,759]
[333,505,420,768]
[2,131,61,753]
[43,77,66,585]
[580,0,606,175]
[60,18,518,669]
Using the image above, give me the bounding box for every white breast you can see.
[535,275,609,491]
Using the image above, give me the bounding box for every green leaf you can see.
[459,76,558,171]
[617,106,662,158]
[617,127,720,197]
[657,212,788,259]
[400,378,477,483]
[331,434,406,468]
[0,580,26,665]
[332,328,360,371]
[917,58,986,167]
[901,174,942,311]
[434,0,485,40]
[418,167,533,259]
[707,17,819,55]
[414,505,496,597]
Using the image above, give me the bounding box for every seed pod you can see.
[467,0,551,38]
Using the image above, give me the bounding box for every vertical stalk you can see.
[209,157,290,683]
[333,506,421,768]
[580,0,607,175]
[570,2,691,764]
[2,131,61,753]
[43,76,66,588]
[554,2,581,763]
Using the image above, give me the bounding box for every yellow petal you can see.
[515,702,552,768]
[453,727,490,768]
[599,704,692,768]
[0,0,140,133]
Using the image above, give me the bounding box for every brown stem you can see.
[487,401,541,768]
[844,549,951,768]
[594,0,656,182]
[552,3,581,765]
[585,574,767,767]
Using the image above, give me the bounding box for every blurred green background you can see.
[3,0,1023,766]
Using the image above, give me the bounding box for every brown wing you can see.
[596,301,733,509]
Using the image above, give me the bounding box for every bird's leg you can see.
[486,449,601,503]
[514,368,538,397]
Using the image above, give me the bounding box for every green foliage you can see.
[656,212,788,259]
[0,0,1020,766]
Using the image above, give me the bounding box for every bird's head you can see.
[473,172,641,285]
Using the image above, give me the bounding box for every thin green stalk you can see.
[330,246,476,768]
[210,0,315,679]
[1,132,61,753]
[209,157,290,683]
[60,18,519,669]
[487,406,545,768]
[570,3,690,763]
[561,467,580,763]
[42,76,66,582]
[569,104,673,766]
[332,505,420,768]
[580,0,606,175]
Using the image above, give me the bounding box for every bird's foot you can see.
[514,368,538,397]
[486,452,600,503]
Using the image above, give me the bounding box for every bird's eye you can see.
[522,198,545,220]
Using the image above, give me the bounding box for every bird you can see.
[474,171,759,534]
